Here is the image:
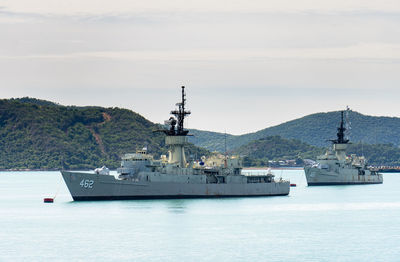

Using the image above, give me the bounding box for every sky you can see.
[1,0,400,135]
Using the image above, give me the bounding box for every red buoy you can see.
[290,184,297,187]
[43,198,54,203]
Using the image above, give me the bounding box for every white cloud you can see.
[1,0,400,133]
[2,43,400,64]
[2,0,400,15]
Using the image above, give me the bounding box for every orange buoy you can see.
[43,198,54,203]
[290,184,297,187]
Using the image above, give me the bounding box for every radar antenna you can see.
[163,86,191,136]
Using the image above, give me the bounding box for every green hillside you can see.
[346,143,400,166]
[0,99,208,170]
[233,136,324,167]
[234,135,400,167]
[188,129,235,152]
[1,98,399,169]
[190,110,400,151]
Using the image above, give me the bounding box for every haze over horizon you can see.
[1,0,399,135]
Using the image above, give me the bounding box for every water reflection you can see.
[165,199,188,214]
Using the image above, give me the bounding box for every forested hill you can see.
[233,136,324,167]
[2,98,399,169]
[233,135,400,167]
[0,98,208,170]
[190,110,400,151]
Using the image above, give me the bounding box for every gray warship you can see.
[61,87,290,200]
[304,111,383,186]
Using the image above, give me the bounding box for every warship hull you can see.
[304,167,383,186]
[62,171,290,201]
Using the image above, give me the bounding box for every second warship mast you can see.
[330,111,349,145]
[330,111,350,161]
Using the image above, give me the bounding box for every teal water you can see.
[1,170,399,262]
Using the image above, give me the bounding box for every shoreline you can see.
[243,167,304,170]
[0,169,91,172]
[1,167,304,172]
[2,167,398,173]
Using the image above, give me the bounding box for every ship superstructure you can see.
[304,111,383,186]
[61,86,290,200]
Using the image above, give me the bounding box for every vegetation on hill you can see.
[12,97,61,107]
[0,98,209,170]
[188,129,235,152]
[346,143,400,166]
[1,98,399,169]
[233,136,324,167]
[190,110,400,151]
[233,135,400,167]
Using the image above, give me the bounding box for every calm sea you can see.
[1,170,399,262]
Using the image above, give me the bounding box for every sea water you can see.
[1,170,399,262]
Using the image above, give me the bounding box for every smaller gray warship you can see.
[61,86,290,200]
[304,111,383,186]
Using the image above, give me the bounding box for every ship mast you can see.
[330,111,350,161]
[163,86,191,167]
[224,130,227,168]
[330,111,349,144]
[169,86,191,136]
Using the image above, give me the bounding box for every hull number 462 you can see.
[80,179,94,189]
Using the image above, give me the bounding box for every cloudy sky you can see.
[1,0,399,134]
